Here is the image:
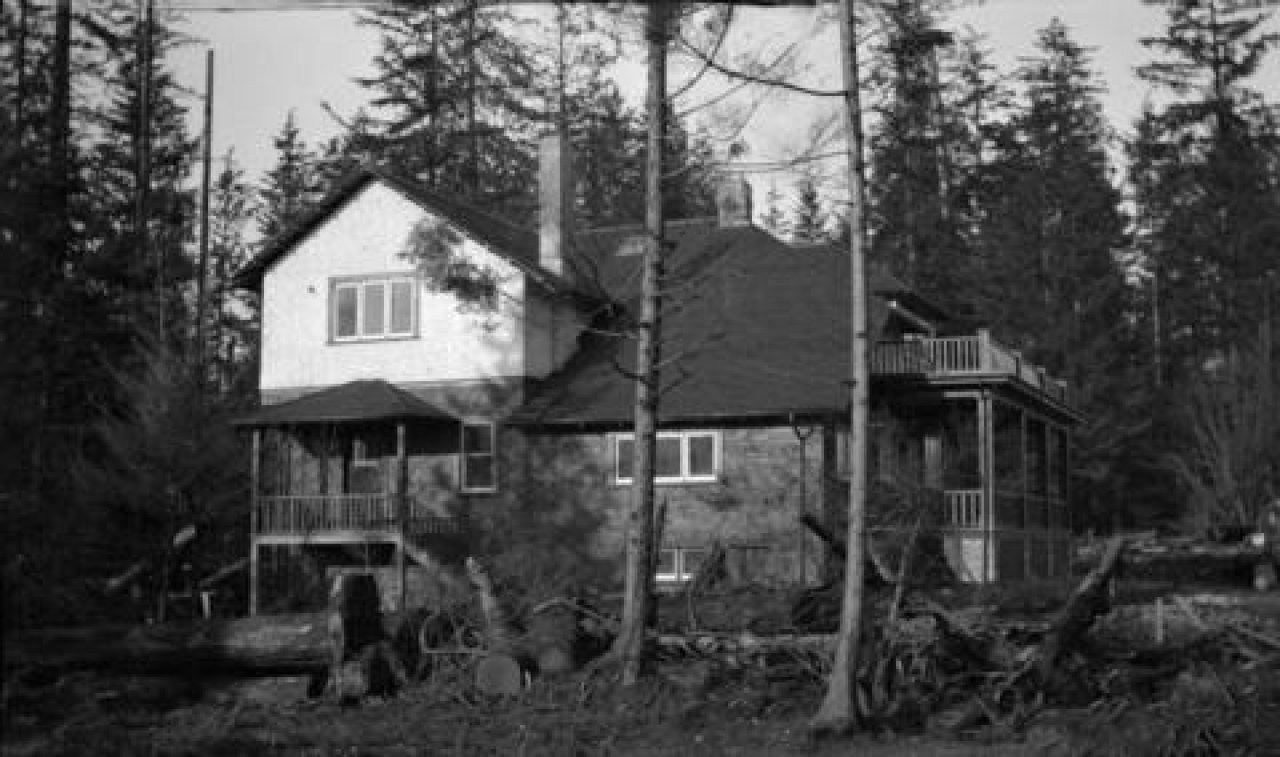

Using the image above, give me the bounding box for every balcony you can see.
[253,494,466,544]
[871,331,1071,407]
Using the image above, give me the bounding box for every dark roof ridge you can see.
[575,216,721,237]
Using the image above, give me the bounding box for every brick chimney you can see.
[715,172,753,227]
[538,131,574,279]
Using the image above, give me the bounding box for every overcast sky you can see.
[169,0,1280,203]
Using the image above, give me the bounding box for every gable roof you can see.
[233,166,557,292]
[511,220,930,427]
[234,379,457,427]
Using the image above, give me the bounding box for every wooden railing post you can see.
[395,422,408,611]
[976,329,991,372]
[249,428,261,617]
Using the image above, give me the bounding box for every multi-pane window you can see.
[655,547,708,584]
[614,431,719,484]
[461,422,497,493]
[332,277,416,341]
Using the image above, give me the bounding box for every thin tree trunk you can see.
[811,0,870,738]
[14,0,28,147]
[613,0,669,688]
[195,49,213,382]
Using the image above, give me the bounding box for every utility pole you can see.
[811,0,870,737]
[195,48,214,383]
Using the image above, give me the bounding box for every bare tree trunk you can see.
[812,0,870,738]
[613,0,670,688]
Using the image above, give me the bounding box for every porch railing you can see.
[871,333,1071,406]
[254,494,465,538]
[944,489,985,529]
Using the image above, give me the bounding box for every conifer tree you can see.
[759,181,787,237]
[974,19,1128,377]
[258,111,323,241]
[790,174,830,244]
[866,0,967,307]
[352,0,538,213]
[205,150,259,396]
[1133,0,1280,382]
[81,0,197,343]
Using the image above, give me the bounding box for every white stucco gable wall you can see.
[259,180,542,395]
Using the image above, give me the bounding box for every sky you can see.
[167,0,1280,203]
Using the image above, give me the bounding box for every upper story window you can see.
[460,421,497,494]
[614,430,720,485]
[331,276,417,342]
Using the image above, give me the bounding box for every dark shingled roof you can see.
[511,220,923,427]
[233,166,546,290]
[234,380,458,427]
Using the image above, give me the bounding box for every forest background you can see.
[1,0,1278,628]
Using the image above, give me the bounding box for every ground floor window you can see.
[614,430,720,484]
[656,546,708,584]
[461,421,497,493]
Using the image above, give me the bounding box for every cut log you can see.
[325,574,409,701]
[4,614,338,678]
[474,653,524,696]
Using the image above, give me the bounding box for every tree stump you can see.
[327,573,408,703]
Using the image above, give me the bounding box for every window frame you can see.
[329,274,419,343]
[655,546,709,584]
[613,430,721,485]
[459,420,498,494]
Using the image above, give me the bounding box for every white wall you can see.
[259,181,535,394]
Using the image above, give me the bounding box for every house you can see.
[233,134,1081,614]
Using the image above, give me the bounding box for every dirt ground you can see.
[6,589,1280,756]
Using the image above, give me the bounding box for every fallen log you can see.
[3,606,435,682]
[1033,535,1127,684]
[4,614,337,679]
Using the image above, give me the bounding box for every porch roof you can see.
[234,380,457,427]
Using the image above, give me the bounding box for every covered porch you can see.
[868,332,1080,583]
[236,380,472,614]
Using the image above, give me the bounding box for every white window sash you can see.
[331,276,417,341]
[613,431,720,485]
[655,547,707,583]
[460,421,498,494]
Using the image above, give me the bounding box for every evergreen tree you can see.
[352,0,538,214]
[72,333,248,622]
[974,20,1128,375]
[1133,0,1280,382]
[257,111,323,241]
[866,0,968,307]
[759,181,787,237]
[80,0,197,344]
[205,150,259,397]
[790,174,830,243]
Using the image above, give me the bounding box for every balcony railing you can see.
[254,494,465,539]
[871,332,1071,406]
[944,489,985,529]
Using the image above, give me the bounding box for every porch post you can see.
[1020,406,1030,581]
[396,421,407,611]
[978,390,994,582]
[249,428,261,617]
